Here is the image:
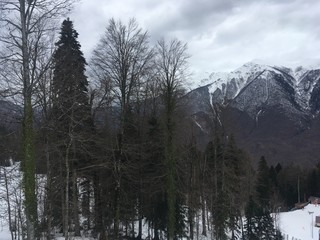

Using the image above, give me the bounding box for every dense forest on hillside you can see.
[0,1,319,240]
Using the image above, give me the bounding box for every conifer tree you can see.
[252,156,280,240]
[50,18,90,237]
[52,18,89,127]
[244,195,260,240]
[224,136,247,239]
[257,156,271,208]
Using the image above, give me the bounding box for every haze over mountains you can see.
[187,62,320,166]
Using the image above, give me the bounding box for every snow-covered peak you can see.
[204,61,272,85]
[204,62,272,99]
[192,61,320,91]
[189,61,320,110]
[233,61,269,74]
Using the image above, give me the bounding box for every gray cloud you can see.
[70,0,320,80]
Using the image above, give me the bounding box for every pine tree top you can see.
[52,18,89,109]
[54,18,87,66]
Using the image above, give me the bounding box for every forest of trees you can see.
[0,1,320,240]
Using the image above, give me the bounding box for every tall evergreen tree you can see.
[50,18,91,237]
[224,136,248,239]
[252,156,280,240]
[52,18,89,128]
[244,195,260,240]
[257,156,271,208]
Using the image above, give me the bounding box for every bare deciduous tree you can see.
[90,18,154,239]
[0,1,77,239]
[155,38,189,240]
[91,18,154,127]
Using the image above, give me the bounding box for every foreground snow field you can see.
[279,204,320,240]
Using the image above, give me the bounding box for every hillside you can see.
[186,62,320,166]
[279,204,320,240]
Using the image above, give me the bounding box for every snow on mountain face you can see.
[185,63,320,166]
[296,69,320,113]
[204,62,269,104]
[194,62,320,119]
[291,66,309,83]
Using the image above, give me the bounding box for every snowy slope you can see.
[0,163,48,240]
[279,204,320,240]
[0,162,22,240]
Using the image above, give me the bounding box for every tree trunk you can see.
[114,181,120,240]
[82,179,91,231]
[154,224,160,240]
[167,152,176,240]
[138,217,142,239]
[138,188,142,239]
[64,140,72,240]
[22,99,37,240]
[93,173,102,237]
[201,196,207,236]
[114,134,123,240]
[3,167,14,240]
[189,205,194,240]
[72,170,81,236]
[20,0,37,236]
[166,108,176,240]
[131,220,135,238]
[46,140,52,240]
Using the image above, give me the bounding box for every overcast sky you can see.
[70,0,320,80]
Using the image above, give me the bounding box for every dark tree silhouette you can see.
[50,18,91,237]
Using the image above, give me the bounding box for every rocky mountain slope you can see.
[187,62,320,166]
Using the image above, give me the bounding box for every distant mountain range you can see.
[186,62,320,166]
[1,62,320,166]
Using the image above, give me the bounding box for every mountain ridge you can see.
[187,62,320,166]
[0,61,319,166]
[193,62,320,111]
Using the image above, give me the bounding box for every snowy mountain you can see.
[191,62,320,115]
[186,62,320,166]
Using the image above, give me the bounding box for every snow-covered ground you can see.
[0,163,22,240]
[279,204,320,240]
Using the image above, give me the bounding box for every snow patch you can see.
[193,118,205,132]
[279,204,320,240]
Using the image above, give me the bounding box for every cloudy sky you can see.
[70,0,320,80]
